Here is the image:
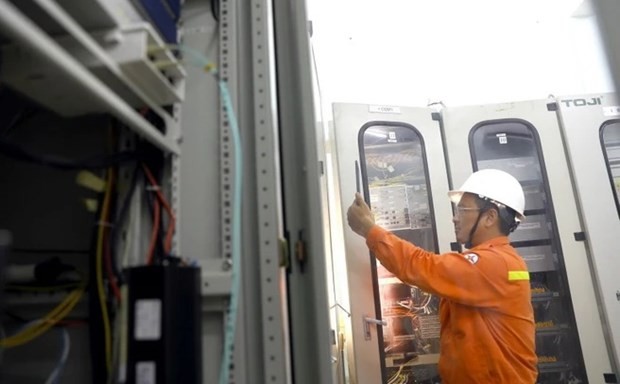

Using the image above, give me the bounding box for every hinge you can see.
[295,230,307,272]
[431,112,441,121]
[450,242,461,252]
[278,238,289,268]
[547,102,558,111]
[573,232,586,241]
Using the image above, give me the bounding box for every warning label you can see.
[419,315,440,339]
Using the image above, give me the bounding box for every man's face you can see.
[452,193,482,244]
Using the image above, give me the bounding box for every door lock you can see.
[363,316,387,340]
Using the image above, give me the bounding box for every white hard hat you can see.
[448,169,525,221]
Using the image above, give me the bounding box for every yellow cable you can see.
[11,288,82,343]
[12,289,82,344]
[97,168,114,373]
[0,286,84,347]
[6,282,81,292]
[8,288,81,343]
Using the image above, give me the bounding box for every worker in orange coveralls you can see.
[347,169,537,384]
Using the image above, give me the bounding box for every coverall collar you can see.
[470,236,510,250]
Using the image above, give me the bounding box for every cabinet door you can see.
[441,100,613,384]
[332,103,452,384]
[557,93,620,379]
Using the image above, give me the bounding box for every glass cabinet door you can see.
[359,122,441,384]
[469,120,587,383]
[556,94,620,380]
[600,120,620,218]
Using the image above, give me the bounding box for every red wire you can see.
[58,319,88,327]
[141,163,177,255]
[147,199,161,265]
[163,213,176,254]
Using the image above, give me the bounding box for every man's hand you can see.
[347,193,375,238]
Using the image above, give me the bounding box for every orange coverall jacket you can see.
[366,225,537,384]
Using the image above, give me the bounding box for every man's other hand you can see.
[347,193,375,238]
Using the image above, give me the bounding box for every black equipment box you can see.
[126,265,202,384]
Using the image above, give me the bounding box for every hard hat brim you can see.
[447,190,525,222]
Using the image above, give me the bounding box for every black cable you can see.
[4,311,29,324]
[88,187,108,384]
[12,248,89,255]
[152,165,169,263]
[210,0,220,21]
[3,310,88,325]
[0,85,39,137]
[105,166,119,289]
[0,107,35,138]
[0,139,143,170]
[109,165,141,283]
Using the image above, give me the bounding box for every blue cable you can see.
[217,79,243,384]
[2,321,70,383]
[45,327,70,384]
[172,44,243,384]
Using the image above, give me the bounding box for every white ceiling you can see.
[307,0,613,107]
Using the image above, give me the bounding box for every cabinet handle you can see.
[355,160,361,194]
[363,316,387,340]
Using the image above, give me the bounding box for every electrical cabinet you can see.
[557,93,620,380]
[0,0,310,382]
[0,1,184,383]
[331,103,453,384]
[441,99,613,383]
[328,99,617,383]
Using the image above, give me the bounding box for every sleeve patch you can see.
[463,253,479,265]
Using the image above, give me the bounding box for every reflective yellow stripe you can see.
[508,271,530,281]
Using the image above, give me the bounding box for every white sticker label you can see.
[496,133,507,144]
[518,222,541,230]
[387,131,397,143]
[603,106,620,117]
[369,105,401,114]
[118,362,127,383]
[524,254,545,262]
[136,361,156,384]
[134,299,162,341]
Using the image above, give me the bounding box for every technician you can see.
[347,169,537,383]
